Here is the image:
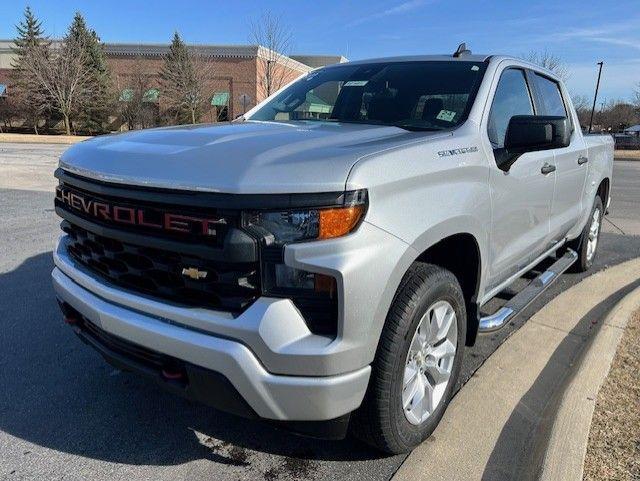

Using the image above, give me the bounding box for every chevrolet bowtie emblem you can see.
[181,267,208,280]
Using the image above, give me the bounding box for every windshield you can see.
[249,61,487,131]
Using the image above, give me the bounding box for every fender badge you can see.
[438,146,478,157]
[182,267,208,280]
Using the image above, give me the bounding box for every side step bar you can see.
[479,249,578,333]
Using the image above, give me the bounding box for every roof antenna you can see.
[453,42,471,57]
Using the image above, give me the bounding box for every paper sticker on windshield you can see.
[436,110,456,122]
[344,80,368,87]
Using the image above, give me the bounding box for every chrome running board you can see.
[479,249,578,333]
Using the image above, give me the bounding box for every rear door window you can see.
[531,74,567,117]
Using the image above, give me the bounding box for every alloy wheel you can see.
[402,300,458,425]
[586,207,601,262]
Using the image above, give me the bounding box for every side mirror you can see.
[497,115,570,171]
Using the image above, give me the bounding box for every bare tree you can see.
[523,49,570,82]
[571,94,592,127]
[119,57,158,130]
[22,37,94,135]
[11,75,48,134]
[597,100,639,131]
[159,32,215,124]
[250,12,294,100]
[0,96,18,133]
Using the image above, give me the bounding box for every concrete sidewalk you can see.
[614,150,640,160]
[393,258,640,481]
[0,133,90,144]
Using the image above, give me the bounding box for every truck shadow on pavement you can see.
[0,252,388,470]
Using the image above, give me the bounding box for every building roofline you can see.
[0,39,312,72]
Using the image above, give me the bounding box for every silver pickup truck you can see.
[52,51,613,453]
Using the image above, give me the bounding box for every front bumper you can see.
[52,217,411,422]
[53,265,369,421]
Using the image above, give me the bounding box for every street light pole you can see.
[588,61,604,134]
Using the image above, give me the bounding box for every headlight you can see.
[250,210,320,243]
[242,190,367,337]
[245,204,366,244]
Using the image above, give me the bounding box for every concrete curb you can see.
[538,285,640,481]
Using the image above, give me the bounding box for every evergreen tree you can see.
[11,6,49,134]
[12,6,45,50]
[66,12,113,134]
[159,32,212,124]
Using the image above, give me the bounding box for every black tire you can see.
[569,196,603,273]
[352,263,466,454]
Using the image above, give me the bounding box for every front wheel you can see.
[570,196,603,272]
[352,263,466,454]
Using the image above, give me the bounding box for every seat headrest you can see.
[422,98,444,120]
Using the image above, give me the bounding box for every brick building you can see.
[0,40,346,128]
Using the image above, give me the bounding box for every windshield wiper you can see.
[296,118,338,122]
[392,123,442,132]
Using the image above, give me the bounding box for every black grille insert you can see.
[63,221,260,311]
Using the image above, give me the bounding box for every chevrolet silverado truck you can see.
[52,50,614,454]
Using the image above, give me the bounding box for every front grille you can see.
[63,221,260,311]
[54,171,340,336]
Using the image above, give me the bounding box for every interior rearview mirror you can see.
[497,115,570,171]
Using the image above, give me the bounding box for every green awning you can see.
[119,88,133,102]
[143,88,159,102]
[308,103,332,114]
[306,91,332,114]
[211,92,230,106]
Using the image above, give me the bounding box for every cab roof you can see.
[334,54,492,66]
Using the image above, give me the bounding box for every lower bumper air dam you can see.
[58,301,352,440]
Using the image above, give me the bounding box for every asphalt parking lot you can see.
[0,143,639,481]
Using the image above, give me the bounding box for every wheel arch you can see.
[413,233,483,346]
[597,177,610,209]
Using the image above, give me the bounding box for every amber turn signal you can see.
[318,205,365,240]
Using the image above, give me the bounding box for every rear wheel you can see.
[352,263,466,454]
[570,196,603,272]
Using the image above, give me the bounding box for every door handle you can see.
[578,156,589,165]
[541,163,556,174]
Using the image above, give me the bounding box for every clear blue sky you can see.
[1,0,638,102]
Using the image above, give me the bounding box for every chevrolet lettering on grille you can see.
[55,186,225,237]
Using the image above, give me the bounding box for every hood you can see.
[59,121,439,194]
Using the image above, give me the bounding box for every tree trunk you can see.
[63,114,71,136]
[191,109,196,125]
[34,120,39,135]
